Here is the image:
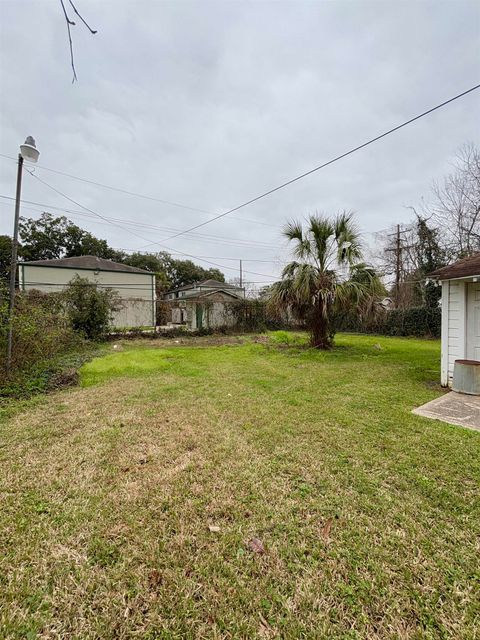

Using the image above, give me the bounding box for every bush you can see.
[269,330,305,346]
[334,306,441,338]
[0,286,83,384]
[225,299,293,332]
[63,276,120,341]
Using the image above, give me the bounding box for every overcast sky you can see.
[0,0,479,284]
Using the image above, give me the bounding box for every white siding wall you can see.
[20,265,155,328]
[442,280,467,386]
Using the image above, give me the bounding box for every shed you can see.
[430,253,480,387]
[20,255,156,329]
[164,279,244,330]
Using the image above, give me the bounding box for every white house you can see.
[19,255,156,329]
[430,254,480,387]
[164,279,244,330]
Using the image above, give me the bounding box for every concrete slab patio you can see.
[413,391,480,432]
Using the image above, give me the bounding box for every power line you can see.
[0,153,282,230]
[0,194,279,250]
[0,202,281,263]
[0,152,211,214]
[19,279,277,290]
[156,83,480,244]
[23,169,279,280]
[0,194,386,259]
[0,198,283,264]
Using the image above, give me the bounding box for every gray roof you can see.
[20,255,153,275]
[167,279,241,294]
[430,254,480,280]
[182,288,243,300]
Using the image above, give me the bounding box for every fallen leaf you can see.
[321,517,334,541]
[247,537,265,554]
[258,612,272,637]
[208,525,221,533]
[147,569,162,589]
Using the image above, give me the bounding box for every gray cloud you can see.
[1,0,479,283]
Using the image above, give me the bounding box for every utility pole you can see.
[5,137,40,374]
[395,224,401,308]
[6,154,24,373]
[385,224,414,309]
[239,259,243,289]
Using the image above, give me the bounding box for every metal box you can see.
[452,359,480,395]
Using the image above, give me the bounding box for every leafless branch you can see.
[428,143,480,256]
[68,0,97,34]
[60,0,77,83]
[59,0,97,83]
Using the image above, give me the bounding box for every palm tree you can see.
[270,212,384,349]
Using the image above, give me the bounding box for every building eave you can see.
[20,261,155,277]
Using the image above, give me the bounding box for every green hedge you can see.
[335,306,441,338]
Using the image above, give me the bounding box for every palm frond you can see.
[308,215,334,269]
[335,263,385,323]
[281,261,301,279]
[283,220,312,261]
[334,210,362,265]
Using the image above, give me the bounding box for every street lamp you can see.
[5,137,40,373]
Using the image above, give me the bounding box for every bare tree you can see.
[373,214,445,309]
[373,224,416,308]
[430,143,480,257]
[370,144,478,308]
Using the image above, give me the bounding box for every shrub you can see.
[0,286,82,380]
[334,306,441,338]
[225,299,292,332]
[62,276,120,341]
[269,330,305,346]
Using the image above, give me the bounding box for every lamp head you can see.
[20,136,39,163]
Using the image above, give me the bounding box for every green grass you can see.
[0,332,479,639]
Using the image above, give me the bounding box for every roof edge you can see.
[19,259,154,276]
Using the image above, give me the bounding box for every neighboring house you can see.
[430,253,480,387]
[20,255,156,329]
[164,279,244,330]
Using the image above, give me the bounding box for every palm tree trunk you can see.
[310,300,332,349]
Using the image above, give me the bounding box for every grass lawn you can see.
[0,333,479,639]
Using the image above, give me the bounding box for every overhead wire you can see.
[0,194,279,250]
[0,195,402,269]
[155,83,480,243]
[5,84,476,284]
[0,152,281,230]
[23,169,280,280]
[19,280,277,290]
